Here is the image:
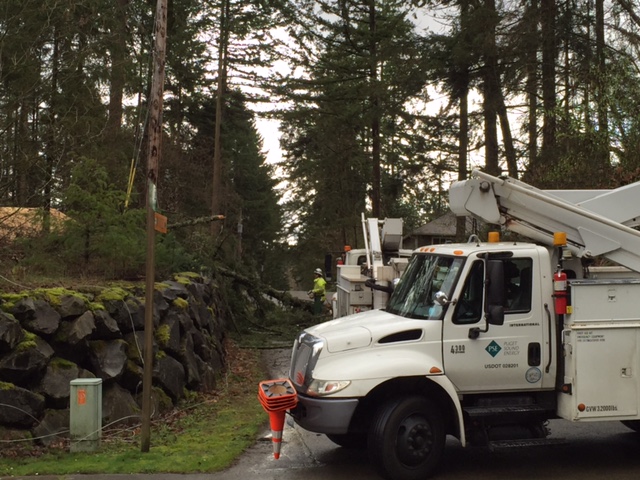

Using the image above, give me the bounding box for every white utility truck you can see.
[287,170,640,480]
[332,214,412,318]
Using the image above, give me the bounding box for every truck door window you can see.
[505,258,533,313]
[453,257,533,324]
[453,260,484,324]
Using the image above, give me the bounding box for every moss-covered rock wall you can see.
[0,273,225,444]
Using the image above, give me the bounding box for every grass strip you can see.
[0,342,267,477]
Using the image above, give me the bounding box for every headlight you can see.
[307,379,351,397]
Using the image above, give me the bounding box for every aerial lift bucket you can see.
[257,378,298,459]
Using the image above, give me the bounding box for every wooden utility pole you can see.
[141,0,168,453]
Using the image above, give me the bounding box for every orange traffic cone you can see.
[268,409,286,459]
[258,379,298,459]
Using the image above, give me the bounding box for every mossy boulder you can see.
[38,357,95,408]
[14,299,61,337]
[0,334,54,385]
[0,311,24,354]
[87,339,128,381]
[0,384,45,428]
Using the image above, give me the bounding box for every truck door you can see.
[442,255,548,393]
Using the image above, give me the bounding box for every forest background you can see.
[1,0,640,298]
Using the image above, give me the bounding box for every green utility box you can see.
[69,378,103,452]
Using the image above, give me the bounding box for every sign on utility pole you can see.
[141,0,168,453]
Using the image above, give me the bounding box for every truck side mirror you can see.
[434,291,450,306]
[485,260,505,326]
[486,304,505,326]
[486,260,505,304]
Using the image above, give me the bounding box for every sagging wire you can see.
[0,273,29,289]
[0,409,152,447]
[69,415,146,447]
[0,403,41,432]
[123,297,145,367]
[0,428,71,444]
[0,393,224,447]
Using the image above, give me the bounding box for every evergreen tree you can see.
[0,0,286,282]
[274,0,433,268]
[176,89,283,281]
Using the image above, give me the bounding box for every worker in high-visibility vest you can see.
[308,268,326,315]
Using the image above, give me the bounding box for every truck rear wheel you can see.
[368,395,445,480]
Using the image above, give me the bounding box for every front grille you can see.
[290,331,323,393]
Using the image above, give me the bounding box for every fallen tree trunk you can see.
[168,215,225,229]
[216,266,313,312]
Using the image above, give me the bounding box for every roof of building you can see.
[0,207,69,241]
[408,211,475,237]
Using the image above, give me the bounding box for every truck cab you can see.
[290,240,562,479]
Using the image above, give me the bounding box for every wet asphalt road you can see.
[208,348,640,480]
[8,348,640,480]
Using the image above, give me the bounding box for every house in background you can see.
[403,211,477,250]
[0,207,69,243]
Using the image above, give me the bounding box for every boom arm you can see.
[361,214,404,280]
[449,170,640,273]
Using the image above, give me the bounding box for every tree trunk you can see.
[497,91,518,178]
[539,0,557,177]
[457,0,470,240]
[217,266,314,312]
[595,0,609,173]
[482,0,500,176]
[43,28,61,234]
[368,0,381,217]
[107,0,129,137]
[168,215,225,229]
[525,0,538,170]
[211,0,230,236]
[17,102,30,205]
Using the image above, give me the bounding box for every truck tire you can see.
[368,395,445,480]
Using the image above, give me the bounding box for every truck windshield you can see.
[386,254,464,320]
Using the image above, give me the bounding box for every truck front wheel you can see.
[368,395,445,480]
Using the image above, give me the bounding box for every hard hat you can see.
[314,268,323,276]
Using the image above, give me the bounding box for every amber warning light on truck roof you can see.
[488,231,500,243]
[554,232,567,247]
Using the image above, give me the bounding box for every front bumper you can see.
[290,394,359,434]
